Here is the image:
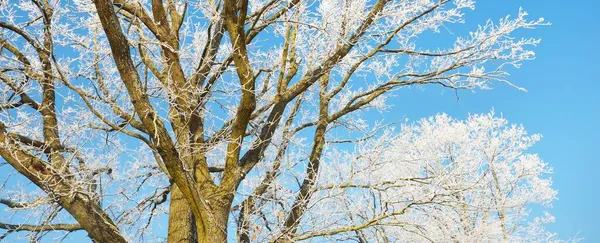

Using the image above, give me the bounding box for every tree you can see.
[308,112,559,242]
[0,0,556,242]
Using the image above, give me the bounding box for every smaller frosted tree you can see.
[274,112,561,242]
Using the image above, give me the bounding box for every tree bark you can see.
[168,186,233,243]
[195,201,230,243]
[168,185,197,243]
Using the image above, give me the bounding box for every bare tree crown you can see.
[0,0,565,242]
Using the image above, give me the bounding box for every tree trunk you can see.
[168,185,197,243]
[195,202,230,243]
[168,184,231,243]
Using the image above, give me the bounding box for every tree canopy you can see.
[0,0,566,242]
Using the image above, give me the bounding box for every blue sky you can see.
[388,0,599,241]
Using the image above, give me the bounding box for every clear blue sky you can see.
[388,0,599,241]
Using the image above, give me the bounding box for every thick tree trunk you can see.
[168,185,197,243]
[195,202,230,243]
[168,184,231,243]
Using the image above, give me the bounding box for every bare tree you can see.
[0,0,560,242]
